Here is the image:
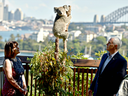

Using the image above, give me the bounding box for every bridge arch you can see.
[105,6,128,22]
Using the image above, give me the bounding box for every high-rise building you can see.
[100,15,105,22]
[0,2,3,21]
[2,0,4,6]
[14,8,23,21]
[93,14,99,23]
[8,11,14,21]
[3,5,8,21]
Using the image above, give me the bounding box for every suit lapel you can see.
[99,54,108,74]
[101,52,119,74]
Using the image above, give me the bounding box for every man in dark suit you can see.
[88,37,127,96]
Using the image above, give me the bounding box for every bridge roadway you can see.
[71,22,128,25]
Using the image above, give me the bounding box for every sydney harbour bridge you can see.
[74,6,128,25]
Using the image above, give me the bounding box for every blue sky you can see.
[4,0,128,22]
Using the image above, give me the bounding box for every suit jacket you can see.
[90,52,127,96]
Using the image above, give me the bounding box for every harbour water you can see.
[0,30,34,41]
[0,30,35,56]
[0,51,34,57]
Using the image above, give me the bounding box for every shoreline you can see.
[0,49,36,53]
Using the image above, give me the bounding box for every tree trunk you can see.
[55,37,59,60]
[63,39,67,65]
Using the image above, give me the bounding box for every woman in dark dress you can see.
[2,41,27,96]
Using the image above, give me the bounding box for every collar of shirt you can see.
[101,51,118,73]
[107,51,118,59]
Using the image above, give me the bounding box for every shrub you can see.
[30,44,73,96]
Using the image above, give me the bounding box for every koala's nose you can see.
[58,11,62,15]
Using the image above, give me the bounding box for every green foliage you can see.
[122,55,128,61]
[30,44,73,96]
[95,36,107,45]
[95,50,128,62]
[95,50,107,60]
[121,25,128,31]
[16,34,21,40]
[122,38,128,46]
[1,33,128,59]
[68,23,78,31]
[0,36,2,41]
[71,52,88,59]
[9,34,15,41]
[17,39,38,51]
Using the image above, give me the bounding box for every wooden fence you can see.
[0,56,119,96]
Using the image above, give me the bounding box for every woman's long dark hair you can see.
[4,41,18,58]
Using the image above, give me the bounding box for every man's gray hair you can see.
[112,37,122,49]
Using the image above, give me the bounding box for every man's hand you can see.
[88,89,93,96]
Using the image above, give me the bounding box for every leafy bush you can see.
[30,44,73,96]
[95,50,107,60]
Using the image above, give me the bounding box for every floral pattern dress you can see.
[2,57,24,96]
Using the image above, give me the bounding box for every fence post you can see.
[73,68,76,96]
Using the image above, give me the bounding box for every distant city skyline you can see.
[0,0,23,21]
[3,0,128,22]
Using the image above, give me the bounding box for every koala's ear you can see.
[63,5,69,11]
[54,7,58,13]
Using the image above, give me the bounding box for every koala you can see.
[53,5,72,40]
[66,5,71,32]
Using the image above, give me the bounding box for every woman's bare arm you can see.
[3,59,25,93]
[22,75,27,89]
[22,75,27,94]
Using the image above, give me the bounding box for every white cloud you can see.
[24,4,39,10]
[25,4,29,8]
[34,6,39,10]
[72,4,80,10]
[81,6,96,13]
[39,3,47,7]
[82,6,88,12]
[25,3,47,10]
